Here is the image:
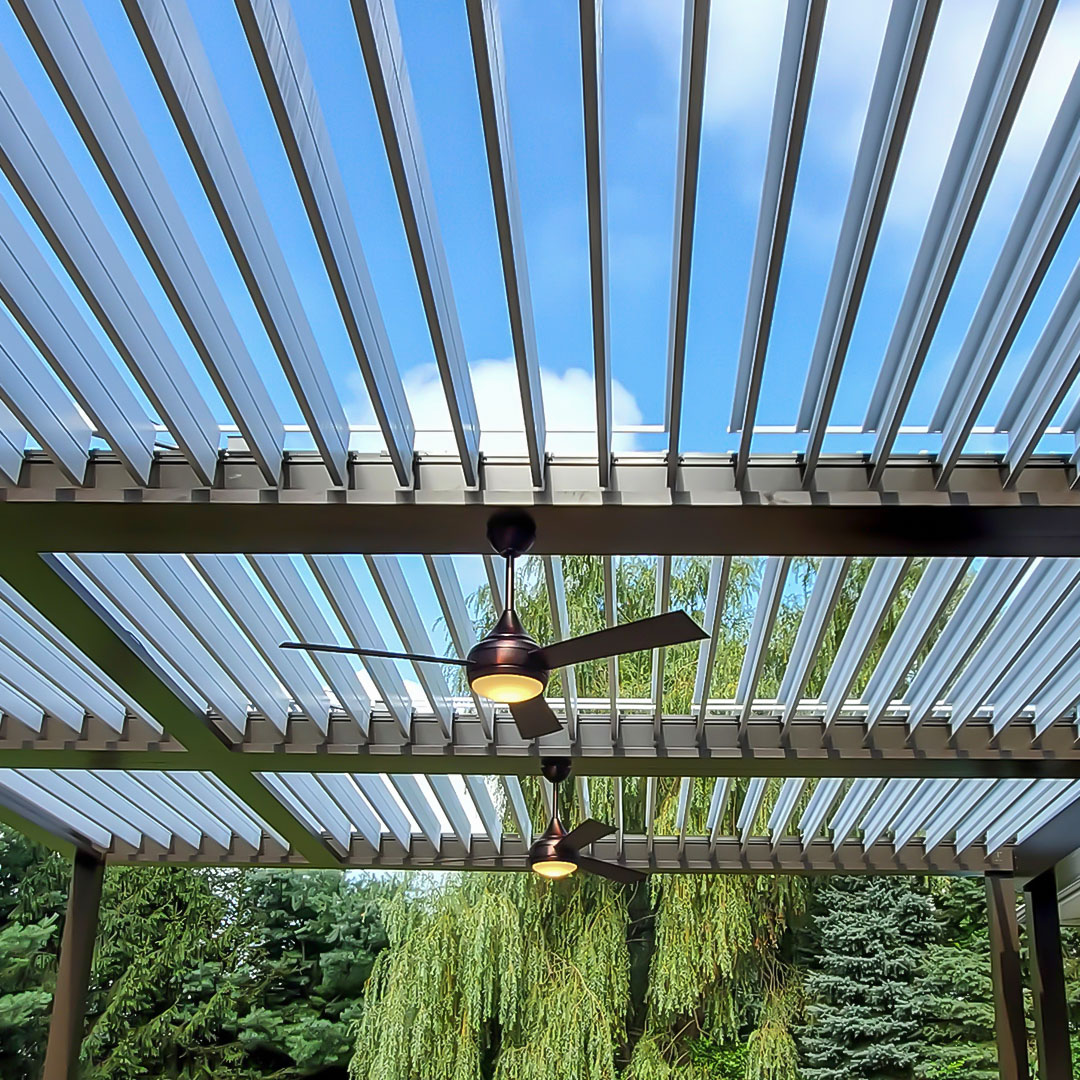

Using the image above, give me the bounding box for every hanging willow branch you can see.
[352,873,630,1080]
[354,554,855,1079]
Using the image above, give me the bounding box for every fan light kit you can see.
[529,758,645,884]
[281,510,708,740]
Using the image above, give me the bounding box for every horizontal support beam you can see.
[103,834,1008,875]
[2,453,1080,556]
[5,713,1080,780]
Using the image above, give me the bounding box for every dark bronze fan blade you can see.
[280,642,467,665]
[540,611,707,669]
[508,696,563,739]
[558,818,615,852]
[577,855,646,884]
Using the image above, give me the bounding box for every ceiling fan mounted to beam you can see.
[529,757,644,883]
[281,510,708,740]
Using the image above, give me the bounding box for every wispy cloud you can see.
[619,0,1080,230]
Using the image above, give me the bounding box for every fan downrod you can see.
[486,509,537,559]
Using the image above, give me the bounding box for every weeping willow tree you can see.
[353,555,961,1080]
[350,865,803,1080]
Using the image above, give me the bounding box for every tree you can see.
[350,869,805,1080]
[0,828,390,1080]
[0,829,67,1080]
[916,878,997,1080]
[353,556,811,1080]
[234,870,389,1075]
[84,866,389,1079]
[799,877,936,1080]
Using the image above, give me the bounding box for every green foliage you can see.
[0,829,389,1080]
[83,865,246,1077]
[0,920,59,1078]
[235,870,389,1071]
[0,829,68,1079]
[799,877,936,1080]
[84,867,390,1079]
[352,872,631,1080]
[915,879,997,1080]
[686,1035,749,1079]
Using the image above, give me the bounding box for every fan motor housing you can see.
[466,608,549,696]
[528,817,577,869]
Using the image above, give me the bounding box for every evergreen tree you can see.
[799,877,935,1080]
[235,869,389,1074]
[0,828,389,1080]
[916,878,997,1080]
[84,866,389,1078]
[0,829,68,1080]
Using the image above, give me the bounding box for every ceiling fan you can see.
[280,510,707,740]
[529,757,644,883]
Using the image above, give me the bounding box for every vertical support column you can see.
[43,850,105,1080]
[1025,868,1072,1080]
[985,873,1030,1080]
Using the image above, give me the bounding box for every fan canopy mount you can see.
[485,508,537,558]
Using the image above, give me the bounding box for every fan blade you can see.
[577,855,646,884]
[558,818,615,852]
[280,642,467,665]
[541,611,707,669]
[508,696,563,739]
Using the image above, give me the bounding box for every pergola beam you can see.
[732,0,825,482]
[578,0,611,486]
[466,0,546,487]
[664,0,710,485]
[99,834,1005,875]
[6,712,1080,779]
[1025,869,1073,1079]
[985,873,1029,1080]
[349,0,480,485]
[799,0,938,481]
[3,455,1080,556]
[0,553,338,866]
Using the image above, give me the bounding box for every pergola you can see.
[0,0,1079,1076]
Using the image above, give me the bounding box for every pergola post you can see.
[1025,869,1072,1080]
[42,850,105,1080]
[985,873,1029,1080]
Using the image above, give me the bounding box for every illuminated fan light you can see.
[530,858,578,880]
[470,672,545,703]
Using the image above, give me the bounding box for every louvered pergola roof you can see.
[0,0,1079,884]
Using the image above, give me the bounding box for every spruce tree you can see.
[0,829,67,1080]
[799,876,935,1080]
[916,878,997,1079]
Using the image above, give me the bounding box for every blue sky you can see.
[4,0,1080,465]
[3,1,1080,702]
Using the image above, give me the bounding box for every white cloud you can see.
[618,0,1080,229]
[406,359,644,456]
[350,359,644,456]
